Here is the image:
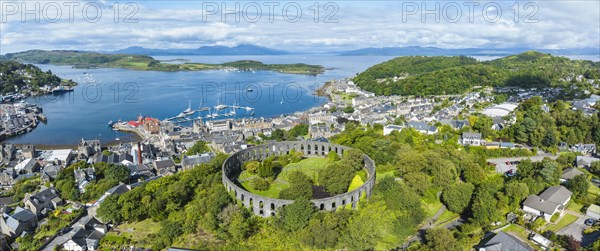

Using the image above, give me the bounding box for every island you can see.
[1,50,326,75]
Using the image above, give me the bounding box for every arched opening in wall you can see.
[321,145,325,155]
[342,200,346,206]
[249,198,254,207]
[241,194,245,202]
[259,210,264,215]
[359,191,363,199]
[234,190,237,197]
[351,196,354,202]
[314,144,318,155]
[320,203,324,210]
[332,202,336,208]
[307,144,311,155]
[271,212,275,216]
[271,203,275,210]
[259,201,264,209]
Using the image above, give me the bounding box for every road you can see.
[487,153,558,174]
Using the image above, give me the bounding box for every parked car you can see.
[592,179,600,184]
[585,218,596,226]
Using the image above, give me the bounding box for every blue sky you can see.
[0,0,599,53]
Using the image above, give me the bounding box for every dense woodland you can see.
[354,51,600,96]
[0,60,71,94]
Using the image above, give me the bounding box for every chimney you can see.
[137,142,143,165]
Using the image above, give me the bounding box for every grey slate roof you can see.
[561,167,584,180]
[462,132,482,139]
[182,153,214,167]
[479,231,533,251]
[524,186,572,215]
[154,159,176,169]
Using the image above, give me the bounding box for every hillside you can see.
[1,50,325,75]
[0,60,76,94]
[353,51,600,96]
[111,44,290,55]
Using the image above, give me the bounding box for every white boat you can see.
[215,104,228,110]
[183,100,194,115]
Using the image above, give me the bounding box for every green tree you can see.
[299,211,349,249]
[278,197,315,232]
[258,160,275,178]
[504,181,530,210]
[186,141,210,156]
[590,161,600,175]
[404,172,431,196]
[565,175,589,199]
[343,106,355,113]
[442,182,475,214]
[250,178,270,191]
[327,151,340,162]
[425,228,460,251]
[97,194,123,223]
[243,161,261,174]
[288,124,309,138]
[470,189,501,226]
[280,171,313,200]
[105,164,130,183]
[228,210,251,241]
[319,162,355,195]
[341,148,365,171]
[462,163,486,185]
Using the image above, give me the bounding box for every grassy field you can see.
[278,157,330,184]
[568,201,584,213]
[546,213,578,232]
[241,180,290,198]
[239,157,330,198]
[113,219,161,241]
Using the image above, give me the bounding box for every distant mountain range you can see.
[107,45,599,57]
[110,45,290,55]
[335,46,600,56]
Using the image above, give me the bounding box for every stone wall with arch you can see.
[222,141,376,217]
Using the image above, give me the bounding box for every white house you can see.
[459,132,483,146]
[523,186,572,222]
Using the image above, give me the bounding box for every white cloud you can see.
[0,1,598,53]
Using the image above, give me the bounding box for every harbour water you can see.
[3,55,397,145]
[3,54,598,146]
